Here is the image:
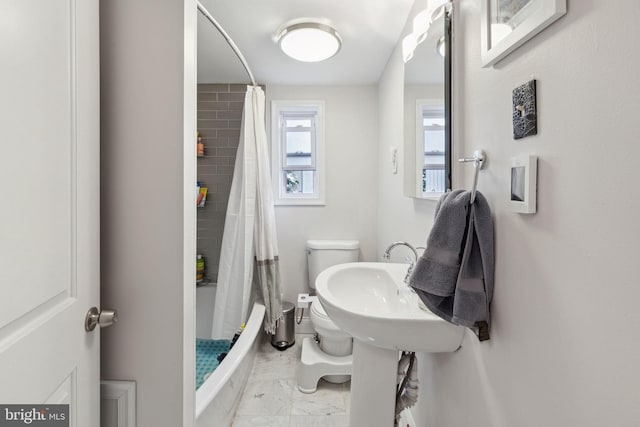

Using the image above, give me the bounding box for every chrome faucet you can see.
[382,241,419,283]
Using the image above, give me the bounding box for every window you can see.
[417,103,446,196]
[271,101,325,205]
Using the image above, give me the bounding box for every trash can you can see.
[271,301,295,351]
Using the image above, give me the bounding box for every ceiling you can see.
[197,0,415,85]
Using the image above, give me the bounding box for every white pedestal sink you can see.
[315,262,464,427]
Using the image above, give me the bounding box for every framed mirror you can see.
[403,4,452,199]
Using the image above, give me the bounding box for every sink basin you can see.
[316,262,465,427]
[315,262,464,353]
[316,262,464,427]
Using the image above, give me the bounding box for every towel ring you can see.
[458,150,486,204]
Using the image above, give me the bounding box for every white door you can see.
[0,0,101,425]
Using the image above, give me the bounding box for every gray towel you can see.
[409,190,494,340]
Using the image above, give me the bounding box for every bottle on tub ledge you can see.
[196,254,205,284]
[196,181,208,207]
[197,131,205,157]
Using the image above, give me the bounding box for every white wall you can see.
[379,1,640,425]
[266,85,379,303]
[100,0,196,426]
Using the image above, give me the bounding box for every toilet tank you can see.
[306,240,359,291]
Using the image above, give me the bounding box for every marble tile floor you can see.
[232,334,350,427]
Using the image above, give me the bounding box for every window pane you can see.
[285,130,313,167]
[423,167,446,194]
[424,153,445,166]
[286,154,312,167]
[423,117,445,127]
[285,171,301,193]
[285,131,311,154]
[285,118,312,128]
[424,128,445,154]
[423,104,444,122]
[284,170,315,194]
[302,171,314,194]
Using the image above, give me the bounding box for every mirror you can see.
[403,5,451,199]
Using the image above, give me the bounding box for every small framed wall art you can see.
[512,79,537,140]
[509,155,537,214]
[481,0,566,67]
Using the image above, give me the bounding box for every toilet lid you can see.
[311,300,330,319]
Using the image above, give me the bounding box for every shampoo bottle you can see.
[196,254,205,283]
[197,133,204,157]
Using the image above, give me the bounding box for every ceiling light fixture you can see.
[412,0,449,43]
[412,9,431,45]
[436,36,446,57]
[277,22,342,62]
[402,33,418,63]
[404,0,451,63]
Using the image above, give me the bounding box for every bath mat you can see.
[196,338,231,390]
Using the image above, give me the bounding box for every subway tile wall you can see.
[197,84,247,282]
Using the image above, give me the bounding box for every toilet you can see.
[298,239,359,393]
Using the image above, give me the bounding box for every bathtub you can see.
[195,284,265,427]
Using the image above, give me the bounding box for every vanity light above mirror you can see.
[403,0,450,62]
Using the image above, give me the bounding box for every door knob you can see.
[85,307,118,331]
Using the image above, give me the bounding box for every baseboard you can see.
[101,380,136,427]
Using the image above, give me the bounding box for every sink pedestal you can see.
[350,339,399,427]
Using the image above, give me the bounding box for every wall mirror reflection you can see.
[403,3,452,199]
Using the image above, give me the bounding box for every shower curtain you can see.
[211,86,283,339]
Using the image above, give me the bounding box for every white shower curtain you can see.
[211,86,283,339]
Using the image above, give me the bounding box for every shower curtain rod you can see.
[197,1,257,86]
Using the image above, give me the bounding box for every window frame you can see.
[271,100,326,206]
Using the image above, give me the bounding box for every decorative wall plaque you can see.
[512,79,537,140]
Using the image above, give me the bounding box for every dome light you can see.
[277,23,342,62]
